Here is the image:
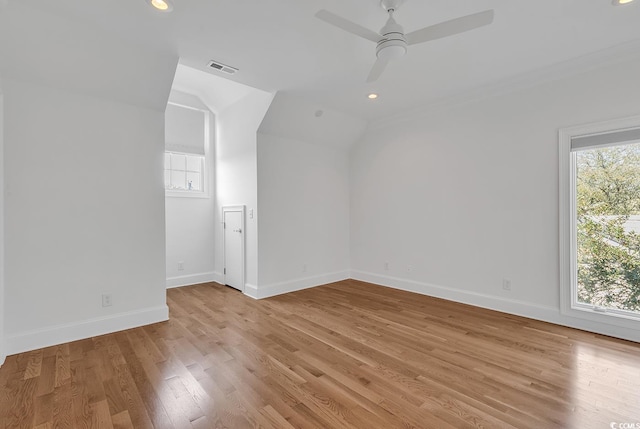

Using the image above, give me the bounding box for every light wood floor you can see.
[1,280,640,428]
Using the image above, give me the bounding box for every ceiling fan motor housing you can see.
[376,16,407,60]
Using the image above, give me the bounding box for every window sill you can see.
[165,190,210,199]
[561,303,640,331]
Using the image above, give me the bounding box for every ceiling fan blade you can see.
[366,58,389,83]
[315,10,380,43]
[405,9,494,46]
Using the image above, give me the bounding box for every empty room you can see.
[1,0,640,428]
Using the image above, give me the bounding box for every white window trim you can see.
[165,151,207,198]
[559,115,640,330]
[165,101,213,199]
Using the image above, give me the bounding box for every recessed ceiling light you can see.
[148,0,173,11]
[368,93,379,100]
[612,0,634,5]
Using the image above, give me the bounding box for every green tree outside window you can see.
[576,143,640,312]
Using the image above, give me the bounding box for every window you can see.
[560,117,640,327]
[164,152,204,191]
[164,101,211,197]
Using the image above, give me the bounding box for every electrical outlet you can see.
[384,261,389,271]
[502,279,511,291]
[303,263,307,273]
[407,265,413,272]
[102,294,113,307]
[178,261,184,271]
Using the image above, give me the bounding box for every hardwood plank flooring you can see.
[1,279,640,428]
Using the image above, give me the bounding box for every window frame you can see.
[559,115,640,329]
[164,151,205,193]
[164,101,212,199]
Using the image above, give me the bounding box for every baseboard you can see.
[212,271,224,284]
[166,272,217,289]
[5,305,169,356]
[244,283,258,299]
[350,270,640,343]
[247,270,350,300]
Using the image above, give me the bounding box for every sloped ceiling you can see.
[3,0,640,120]
[0,2,177,111]
[171,64,257,114]
[259,93,367,150]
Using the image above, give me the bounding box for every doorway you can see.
[222,206,245,292]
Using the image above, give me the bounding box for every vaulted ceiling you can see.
[4,0,640,120]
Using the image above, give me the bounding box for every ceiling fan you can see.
[315,0,494,82]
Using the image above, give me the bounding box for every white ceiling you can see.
[171,64,257,114]
[9,0,640,120]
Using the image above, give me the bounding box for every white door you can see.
[223,207,244,291]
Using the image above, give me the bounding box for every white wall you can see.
[256,134,351,298]
[0,1,176,355]
[255,93,365,298]
[165,91,216,288]
[165,196,216,287]
[215,90,273,294]
[350,55,640,342]
[3,80,170,354]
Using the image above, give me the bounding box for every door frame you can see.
[0,92,5,366]
[222,205,245,292]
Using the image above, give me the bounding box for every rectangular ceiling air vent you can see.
[207,60,238,75]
